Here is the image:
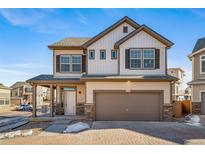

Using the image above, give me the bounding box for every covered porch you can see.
[27,75,85,118]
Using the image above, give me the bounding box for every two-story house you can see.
[10,81,33,105]
[0,83,10,110]
[27,16,177,121]
[188,37,205,114]
[168,68,185,101]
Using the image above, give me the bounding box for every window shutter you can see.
[82,55,86,72]
[155,49,160,69]
[56,55,60,72]
[125,49,130,69]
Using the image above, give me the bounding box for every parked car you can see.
[16,104,33,112]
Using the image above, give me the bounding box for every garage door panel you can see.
[95,92,161,121]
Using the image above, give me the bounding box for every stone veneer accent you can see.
[76,102,85,115]
[55,103,64,115]
[163,104,173,121]
[84,103,95,120]
[192,102,201,114]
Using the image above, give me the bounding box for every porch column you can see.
[32,84,37,117]
[50,84,54,117]
[56,85,60,104]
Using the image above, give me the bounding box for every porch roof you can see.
[81,74,178,81]
[27,74,82,84]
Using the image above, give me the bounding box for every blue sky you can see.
[0,8,205,88]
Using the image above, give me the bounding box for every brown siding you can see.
[56,55,60,73]
[155,49,160,69]
[82,55,86,72]
[125,49,130,69]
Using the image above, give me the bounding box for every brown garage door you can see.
[95,91,162,121]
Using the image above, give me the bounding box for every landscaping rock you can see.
[63,122,90,133]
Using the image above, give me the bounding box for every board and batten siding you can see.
[53,50,84,77]
[193,50,205,80]
[191,84,205,102]
[87,22,135,75]
[119,31,166,75]
[85,82,171,104]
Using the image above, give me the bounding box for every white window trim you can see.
[143,49,155,69]
[89,50,95,60]
[200,55,205,74]
[60,55,82,73]
[129,48,155,69]
[100,50,106,60]
[111,50,117,59]
[130,49,142,69]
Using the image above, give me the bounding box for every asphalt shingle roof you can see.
[10,81,31,89]
[27,74,81,83]
[48,37,91,47]
[0,83,10,90]
[81,74,178,81]
[192,37,205,53]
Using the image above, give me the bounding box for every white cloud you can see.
[0,8,70,34]
[76,11,88,25]
[0,63,49,68]
[190,9,205,18]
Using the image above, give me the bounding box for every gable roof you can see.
[10,81,31,89]
[48,37,91,50]
[114,25,174,49]
[0,83,10,90]
[192,37,205,53]
[82,16,140,47]
[188,37,205,58]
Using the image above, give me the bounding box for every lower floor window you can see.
[0,98,9,105]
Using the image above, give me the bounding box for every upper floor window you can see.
[143,49,155,69]
[130,49,142,69]
[130,49,155,69]
[123,26,128,33]
[60,55,81,72]
[89,50,95,60]
[100,50,106,60]
[201,55,205,74]
[111,50,117,59]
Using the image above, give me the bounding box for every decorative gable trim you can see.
[114,25,174,49]
[82,16,140,47]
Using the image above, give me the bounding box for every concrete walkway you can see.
[92,121,205,144]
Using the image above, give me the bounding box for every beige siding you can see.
[87,22,135,75]
[86,82,171,105]
[192,84,205,102]
[193,50,205,80]
[119,31,166,75]
[53,50,84,77]
[0,88,11,107]
[76,84,85,103]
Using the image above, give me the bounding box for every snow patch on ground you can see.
[185,115,202,127]
[63,122,90,133]
[0,130,33,140]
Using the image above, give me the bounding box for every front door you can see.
[64,91,76,115]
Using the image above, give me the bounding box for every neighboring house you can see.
[188,37,205,114]
[168,68,185,101]
[27,16,177,121]
[10,81,32,105]
[0,83,10,109]
[184,86,191,100]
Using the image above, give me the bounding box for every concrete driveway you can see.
[92,121,205,144]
